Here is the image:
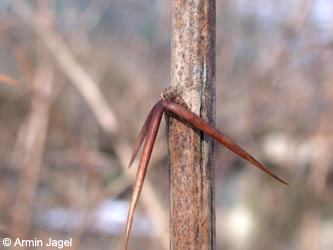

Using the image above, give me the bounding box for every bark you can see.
[169,1,216,250]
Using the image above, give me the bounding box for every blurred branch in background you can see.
[8,0,55,243]
[10,58,54,238]
[0,73,18,85]
[10,0,118,134]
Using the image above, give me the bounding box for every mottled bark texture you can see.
[169,1,216,250]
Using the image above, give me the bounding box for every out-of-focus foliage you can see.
[0,1,332,250]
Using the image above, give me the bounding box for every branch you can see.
[10,0,118,134]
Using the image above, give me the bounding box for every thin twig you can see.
[10,0,118,134]
[0,73,19,85]
[10,60,54,238]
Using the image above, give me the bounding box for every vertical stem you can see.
[10,2,54,239]
[169,1,216,250]
[11,60,53,239]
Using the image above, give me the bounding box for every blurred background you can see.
[0,0,332,250]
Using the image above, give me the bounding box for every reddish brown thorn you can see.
[125,100,165,250]
[126,96,288,250]
[163,100,288,185]
[128,103,156,168]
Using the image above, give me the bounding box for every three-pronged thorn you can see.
[125,87,288,250]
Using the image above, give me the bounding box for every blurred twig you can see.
[10,60,54,238]
[10,0,118,134]
[0,73,19,85]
